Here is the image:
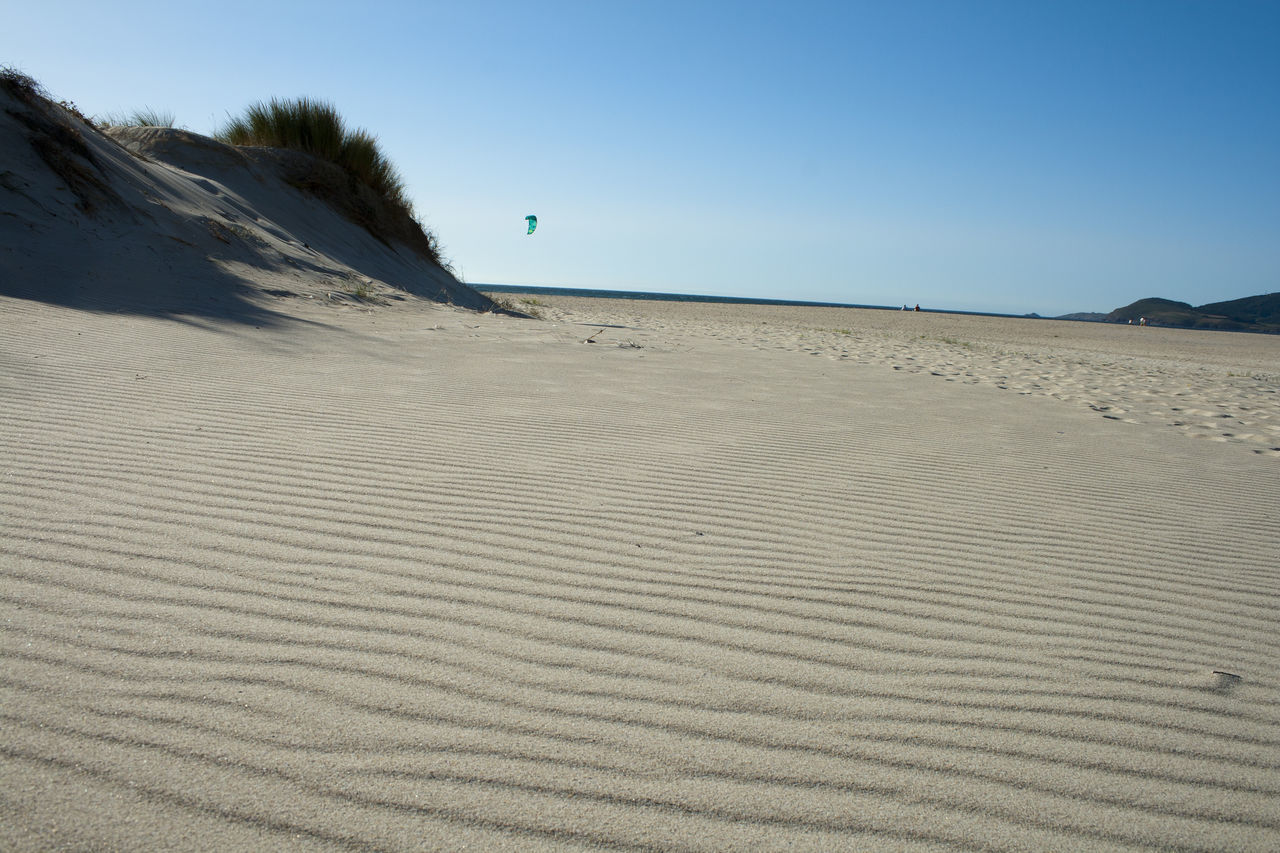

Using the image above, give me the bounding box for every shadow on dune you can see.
[0,234,313,328]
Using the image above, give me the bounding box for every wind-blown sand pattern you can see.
[3,292,1278,851]
[525,296,1280,458]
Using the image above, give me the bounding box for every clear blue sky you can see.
[6,1,1278,315]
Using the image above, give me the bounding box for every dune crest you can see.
[0,78,493,319]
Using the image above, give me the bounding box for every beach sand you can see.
[2,290,1277,850]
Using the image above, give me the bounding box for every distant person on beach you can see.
[914,304,921,312]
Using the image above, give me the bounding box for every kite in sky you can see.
[525,215,537,235]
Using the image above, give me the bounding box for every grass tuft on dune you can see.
[216,97,445,267]
[98,107,179,129]
[217,98,407,214]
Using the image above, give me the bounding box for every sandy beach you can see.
[2,289,1277,850]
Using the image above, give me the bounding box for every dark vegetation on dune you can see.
[215,97,448,268]
[0,68,119,214]
[98,107,178,129]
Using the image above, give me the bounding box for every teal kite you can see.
[525,215,537,235]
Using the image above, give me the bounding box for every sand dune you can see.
[0,81,489,319]
[2,290,1278,850]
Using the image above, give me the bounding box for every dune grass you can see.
[215,97,447,265]
[216,97,409,212]
[98,107,178,128]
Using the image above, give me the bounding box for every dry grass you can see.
[98,107,179,128]
[1,67,117,214]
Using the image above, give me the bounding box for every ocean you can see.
[474,284,1043,320]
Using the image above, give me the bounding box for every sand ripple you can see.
[2,296,1277,850]
[530,296,1280,459]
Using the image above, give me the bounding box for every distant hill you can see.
[1196,293,1280,326]
[1099,293,1280,333]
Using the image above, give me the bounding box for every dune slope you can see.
[0,80,493,321]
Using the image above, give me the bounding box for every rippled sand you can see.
[2,293,1277,850]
